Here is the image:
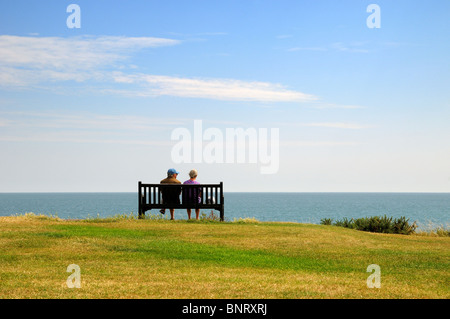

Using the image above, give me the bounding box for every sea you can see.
[0,192,449,230]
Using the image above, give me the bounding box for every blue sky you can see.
[0,0,449,192]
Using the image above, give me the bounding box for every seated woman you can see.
[182,169,202,220]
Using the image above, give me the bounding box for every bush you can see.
[320,218,333,226]
[335,217,355,229]
[320,215,417,235]
[200,211,222,222]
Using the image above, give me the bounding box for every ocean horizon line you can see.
[1,191,449,194]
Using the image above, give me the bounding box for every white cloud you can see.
[331,42,369,53]
[288,47,326,52]
[0,35,179,70]
[0,35,316,103]
[307,103,366,109]
[282,140,361,147]
[0,111,185,145]
[111,73,318,102]
[274,121,372,130]
[0,111,186,131]
[288,42,370,54]
[301,122,372,129]
[0,134,173,146]
[0,35,179,86]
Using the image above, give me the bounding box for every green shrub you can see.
[320,215,417,235]
[334,217,355,229]
[320,218,333,226]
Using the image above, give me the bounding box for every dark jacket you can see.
[160,176,182,204]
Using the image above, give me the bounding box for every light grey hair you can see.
[189,169,198,178]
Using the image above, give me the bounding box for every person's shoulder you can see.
[183,180,200,184]
[161,177,179,184]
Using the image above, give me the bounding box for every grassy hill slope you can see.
[0,215,448,298]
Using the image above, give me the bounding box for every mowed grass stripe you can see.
[31,224,352,273]
[43,223,448,275]
[109,238,348,273]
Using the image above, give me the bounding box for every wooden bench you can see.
[138,181,224,221]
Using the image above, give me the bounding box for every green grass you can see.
[0,214,449,299]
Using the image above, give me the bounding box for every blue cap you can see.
[167,168,179,175]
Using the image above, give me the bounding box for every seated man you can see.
[159,168,182,220]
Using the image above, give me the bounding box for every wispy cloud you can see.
[110,73,318,102]
[307,103,366,109]
[165,31,228,37]
[0,35,179,70]
[0,35,316,103]
[330,42,369,53]
[0,134,173,146]
[0,111,186,131]
[0,35,180,87]
[274,121,372,130]
[282,140,361,147]
[288,47,327,52]
[288,42,370,53]
[0,111,186,144]
[300,122,372,129]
